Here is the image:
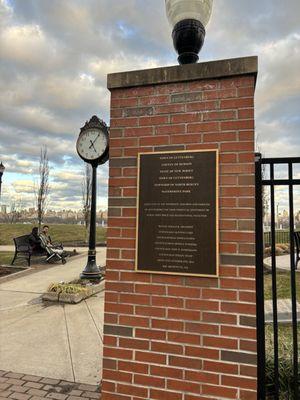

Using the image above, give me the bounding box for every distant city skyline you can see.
[0,204,108,224]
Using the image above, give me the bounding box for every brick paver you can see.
[0,373,101,400]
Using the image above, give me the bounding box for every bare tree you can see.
[4,198,23,224]
[36,146,50,230]
[82,164,92,243]
[256,142,269,222]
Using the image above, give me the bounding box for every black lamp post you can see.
[0,161,5,199]
[76,116,109,280]
[165,0,213,64]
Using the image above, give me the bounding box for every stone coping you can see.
[107,56,258,89]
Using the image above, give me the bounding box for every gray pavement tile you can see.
[0,391,13,397]
[3,379,24,386]
[21,375,43,383]
[3,373,24,379]
[67,391,83,397]
[26,388,48,397]
[23,382,44,389]
[39,379,61,386]
[57,382,76,388]
[45,393,68,400]
[77,385,98,392]
[9,393,31,400]
[30,397,47,400]
[7,386,28,393]
[64,302,101,385]
[42,386,61,392]
[0,384,10,391]
[82,392,100,399]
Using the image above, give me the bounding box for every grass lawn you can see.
[0,223,106,246]
[0,251,14,265]
[265,324,300,399]
[264,271,300,300]
[266,324,300,358]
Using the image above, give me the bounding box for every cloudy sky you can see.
[0,0,299,212]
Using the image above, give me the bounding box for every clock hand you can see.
[90,134,100,148]
[89,140,97,152]
[88,141,97,153]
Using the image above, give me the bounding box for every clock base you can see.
[80,257,103,280]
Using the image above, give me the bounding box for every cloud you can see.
[0,0,299,210]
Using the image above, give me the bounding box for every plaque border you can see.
[135,148,219,278]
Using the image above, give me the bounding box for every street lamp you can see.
[76,116,109,279]
[165,0,213,64]
[0,161,5,199]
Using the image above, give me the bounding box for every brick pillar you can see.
[102,56,258,400]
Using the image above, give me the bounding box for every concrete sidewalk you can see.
[0,245,93,252]
[0,249,106,385]
[264,254,300,272]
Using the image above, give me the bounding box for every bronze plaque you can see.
[136,149,219,277]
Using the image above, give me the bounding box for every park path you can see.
[0,249,106,386]
[264,254,300,273]
[0,245,89,252]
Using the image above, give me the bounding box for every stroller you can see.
[39,235,67,264]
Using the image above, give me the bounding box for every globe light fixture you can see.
[165,0,213,65]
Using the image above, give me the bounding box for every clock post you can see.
[81,162,99,279]
[76,115,109,280]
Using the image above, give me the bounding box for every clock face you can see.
[76,129,108,162]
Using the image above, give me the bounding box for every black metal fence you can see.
[256,154,299,399]
[264,231,290,247]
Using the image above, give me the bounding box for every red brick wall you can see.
[102,73,257,400]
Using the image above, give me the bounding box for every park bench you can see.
[11,234,68,266]
[11,234,46,266]
[294,231,300,269]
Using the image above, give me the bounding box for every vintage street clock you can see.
[76,115,109,279]
[76,115,109,166]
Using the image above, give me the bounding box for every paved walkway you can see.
[264,255,299,323]
[0,370,101,400]
[0,246,91,253]
[0,249,106,386]
[265,299,300,323]
[264,254,300,272]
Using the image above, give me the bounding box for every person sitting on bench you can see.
[39,225,66,263]
[40,225,56,247]
[28,227,45,254]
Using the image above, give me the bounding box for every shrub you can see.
[275,246,285,255]
[48,282,89,294]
